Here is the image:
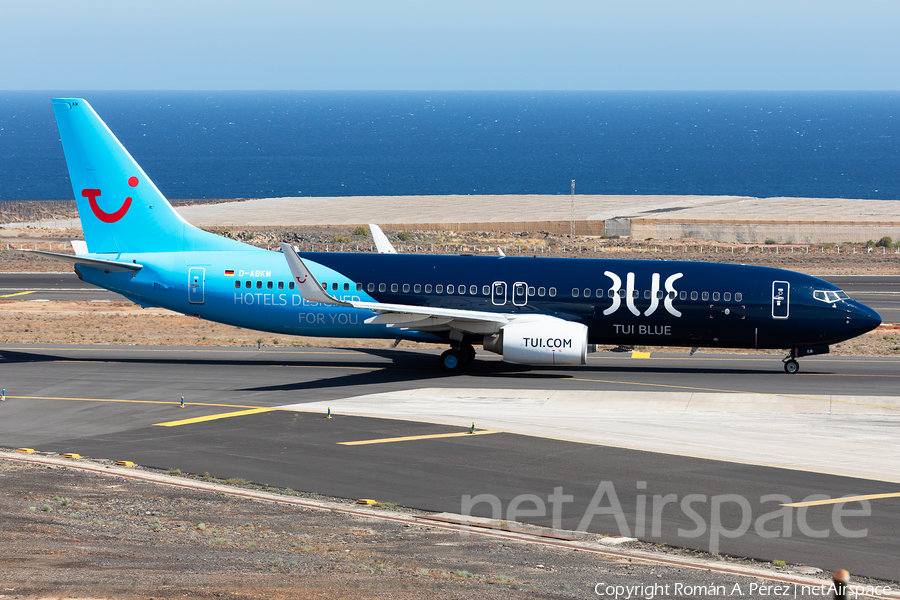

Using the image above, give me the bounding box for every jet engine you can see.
[482,318,595,365]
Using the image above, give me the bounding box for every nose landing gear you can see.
[782,345,830,374]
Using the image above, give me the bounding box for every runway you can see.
[1,344,898,581]
[2,272,898,322]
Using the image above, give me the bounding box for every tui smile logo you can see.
[82,176,139,223]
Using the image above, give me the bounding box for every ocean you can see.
[1,91,898,201]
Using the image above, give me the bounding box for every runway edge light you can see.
[327,407,332,419]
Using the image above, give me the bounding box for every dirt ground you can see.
[1,456,882,600]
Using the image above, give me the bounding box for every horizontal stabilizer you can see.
[21,249,142,272]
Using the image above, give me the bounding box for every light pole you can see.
[570,180,575,236]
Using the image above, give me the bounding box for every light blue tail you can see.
[52,98,250,254]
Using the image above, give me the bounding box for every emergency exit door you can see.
[188,267,205,304]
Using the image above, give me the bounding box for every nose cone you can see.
[851,301,882,336]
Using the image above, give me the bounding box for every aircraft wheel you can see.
[440,349,464,373]
[784,359,800,374]
[460,343,476,365]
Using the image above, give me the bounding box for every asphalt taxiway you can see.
[1,344,898,581]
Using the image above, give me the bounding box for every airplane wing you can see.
[280,243,512,334]
[21,249,143,273]
[368,223,398,254]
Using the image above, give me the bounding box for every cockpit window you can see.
[814,290,847,303]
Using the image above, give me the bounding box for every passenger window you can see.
[343,283,350,291]
[288,282,295,290]
[528,286,536,296]
[668,291,676,299]
[735,292,742,302]
[702,291,709,301]
[425,284,433,293]
[356,283,362,291]
[657,290,664,299]
[712,292,720,301]
[267,281,273,290]
[515,286,525,296]
[618,289,626,298]
[447,284,454,294]
[391,283,398,292]
[632,290,639,298]
[458,285,465,295]
[482,285,490,295]
[679,291,687,300]
[367,283,375,292]
[414,284,421,293]
[549,287,557,297]
[379,283,386,292]
[595,289,603,298]
[402,284,410,293]
[584,288,591,298]
[256,281,263,289]
[278,281,284,290]
[470,285,477,295]
[330,282,337,291]
[537,287,546,297]
[644,290,651,299]
[691,291,698,300]
[234,281,241,289]
[724,292,731,301]
[436,284,443,293]
[321,282,327,290]
[246,281,251,289]
[572,288,580,298]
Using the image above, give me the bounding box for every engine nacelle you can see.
[482,318,592,365]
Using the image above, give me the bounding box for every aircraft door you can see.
[512,282,528,306]
[188,267,205,304]
[492,281,507,306]
[772,281,789,319]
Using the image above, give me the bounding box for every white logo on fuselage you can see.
[603,271,683,318]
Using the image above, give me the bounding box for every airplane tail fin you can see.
[51,98,248,254]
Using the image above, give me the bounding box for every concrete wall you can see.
[631,219,900,244]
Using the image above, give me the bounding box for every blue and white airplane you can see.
[31,98,882,374]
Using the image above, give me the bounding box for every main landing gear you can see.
[440,342,476,373]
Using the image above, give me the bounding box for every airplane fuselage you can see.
[75,249,880,351]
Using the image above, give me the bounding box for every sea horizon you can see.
[2,90,898,202]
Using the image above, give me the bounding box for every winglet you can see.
[279,243,350,307]
[369,224,398,254]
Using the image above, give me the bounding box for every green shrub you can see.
[332,235,351,244]
[764,238,776,245]
[397,231,410,242]
[352,226,368,236]
[876,236,893,248]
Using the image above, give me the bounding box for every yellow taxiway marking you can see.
[0,291,35,298]
[339,430,498,446]
[154,408,276,427]
[567,377,900,412]
[782,492,900,507]
[631,351,651,359]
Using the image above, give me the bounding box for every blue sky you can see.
[4,0,899,90]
